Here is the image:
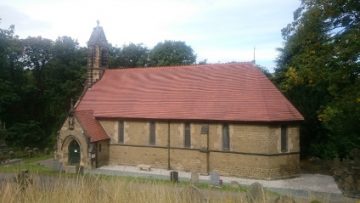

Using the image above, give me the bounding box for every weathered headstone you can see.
[246,182,266,203]
[33,147,39,154]
[210,171,220,186]
[8,150,14,159]
[44,147,50,155]
[27,149,33,157]
[191,172,199,184]
[170,170,179,183]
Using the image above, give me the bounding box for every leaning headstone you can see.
[210,171,220,186]
[44,147,50,155]
[27,149,33,158]
[274,195,296,203]
[246,182,266,203]
[33,147,39,154]
[190,172,199,184]
[8,150,14,159]
[180,185,207,203]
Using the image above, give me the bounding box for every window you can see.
[222,124,230,151]
[184,123,191,148]
[281,125,288,152]
[118,121,124,143]
[149,121,156,145]
[201,124,209,134]
[98,143,102,152]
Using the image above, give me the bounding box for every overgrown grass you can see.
[0,155,355,203]
[1,173,352,203]
[0,174,249,203]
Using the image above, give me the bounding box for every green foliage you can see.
[275,0,360,158]
[0,24,86,149]
[109,41,196,68]
[148,40,196,66]
[5,121,46,148]
[109,43,148,68]
[0,21,198,149]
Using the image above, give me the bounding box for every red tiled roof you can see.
[76,63,303,122]
[74,110,109,142]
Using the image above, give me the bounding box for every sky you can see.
[0,0,300,71]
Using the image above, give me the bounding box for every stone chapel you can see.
[56,23,303,179]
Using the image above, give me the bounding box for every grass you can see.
[0,154,54,174]
[0,155,356,203]
[0,154,248,193]
[1,173,350,203]
[0,173,248,203]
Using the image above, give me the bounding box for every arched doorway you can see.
[68,140,80,165]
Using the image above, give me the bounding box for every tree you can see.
[0,24,24,129]
[148,40,196,66]
[41,36,86,140]
[275,0,360,158]
[0,26,86,148]
[109,43,148,68]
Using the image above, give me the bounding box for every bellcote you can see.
[87,21,109,86]
[88,21,108,47]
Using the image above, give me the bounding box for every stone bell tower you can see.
[87,21,109,86]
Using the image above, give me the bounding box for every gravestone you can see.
[51,160,64,172]
[191,172,199,184]
[170,171,178,183]
[210,171,220,186]
[180,185,207,203]
[246,182,266,203]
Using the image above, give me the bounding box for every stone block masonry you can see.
[103,121,300,179]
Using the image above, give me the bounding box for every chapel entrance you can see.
[68,140,80,165]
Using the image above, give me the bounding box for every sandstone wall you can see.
[57,116,90,168]
[100,120,300,179]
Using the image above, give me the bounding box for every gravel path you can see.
[90,165,341,194]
